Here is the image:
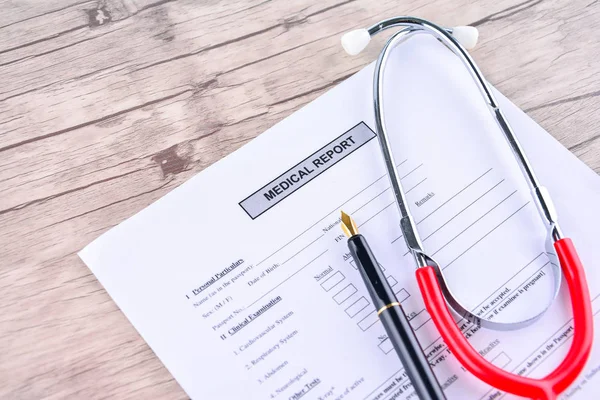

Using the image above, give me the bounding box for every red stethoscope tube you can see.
[416,238,593,399]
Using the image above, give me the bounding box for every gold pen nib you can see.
[340,211,359,237]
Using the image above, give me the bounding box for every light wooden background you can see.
[0,0,598,398]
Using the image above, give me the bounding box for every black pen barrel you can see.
[348,234,446,400]
[379,305,446,400]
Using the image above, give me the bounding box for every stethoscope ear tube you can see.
[416,238,593,399]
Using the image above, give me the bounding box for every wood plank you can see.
[0,0,90,28]
[0,0,545,148]
[2,0,598,212]
[528,94,600,172]
[0,0,598,398]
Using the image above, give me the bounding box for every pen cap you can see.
[348,234,398,310]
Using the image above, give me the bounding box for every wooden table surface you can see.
[1,0,598,398]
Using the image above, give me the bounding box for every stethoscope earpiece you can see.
[341,29,371,55]
[449,25,479,50]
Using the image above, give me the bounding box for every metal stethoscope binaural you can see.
[341,16,593,399]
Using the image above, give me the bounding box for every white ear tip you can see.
[341,29,371,55]
[452,26,479,50]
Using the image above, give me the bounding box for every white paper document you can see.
[80,36,600,399]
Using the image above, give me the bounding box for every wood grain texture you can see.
[0,0,598,398]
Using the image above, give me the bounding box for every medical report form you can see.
[80,36,600,399]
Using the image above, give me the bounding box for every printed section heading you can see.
[239,122,376,219]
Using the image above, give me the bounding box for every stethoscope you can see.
[341,16,593,399]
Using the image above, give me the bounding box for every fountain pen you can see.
[341,211,446,400]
